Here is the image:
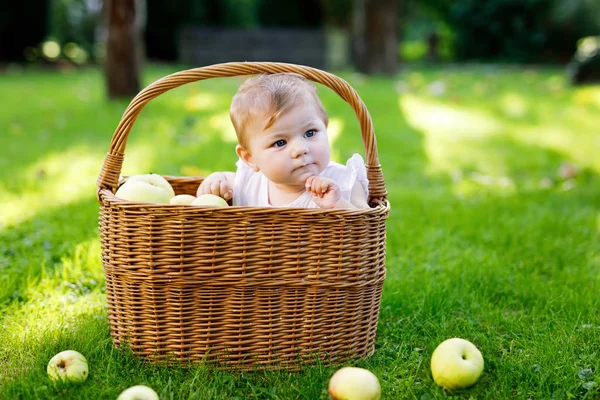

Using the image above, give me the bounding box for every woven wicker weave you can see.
[96,62,389,370]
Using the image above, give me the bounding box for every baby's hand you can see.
[197,172,233,201]
[305,176,341,209]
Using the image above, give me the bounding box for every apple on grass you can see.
[328,367,381,400]
[170,194,196,205]
[117,385,159,400]
[191,193,229,207]
[115,174,175,204]
[430,338,484,390]
[47,350,89,383]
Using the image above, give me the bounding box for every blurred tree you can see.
[145,0,258,61]
[320,0,353,28]
[257,0,323,27]
[0,2,49,61]
[409,0,600,63]
[352,0,398,75]
[221,0,259,27]
[105,0,145,99]
[48,0,99,59]
[145,0,191,61]
[567,36,600,85]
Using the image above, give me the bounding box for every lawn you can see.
[0,62,599,399]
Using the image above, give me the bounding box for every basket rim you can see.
[98,188,390,216]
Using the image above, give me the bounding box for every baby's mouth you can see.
[295,163,314,171]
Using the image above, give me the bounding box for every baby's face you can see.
[245,100,330,188]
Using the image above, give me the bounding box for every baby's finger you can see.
[305,176,315,191]
[197,180,209,196]
[319,180,328,194]
[220,181,232,200]
[209,180,222,196]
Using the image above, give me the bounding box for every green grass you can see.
[1,63,599,399]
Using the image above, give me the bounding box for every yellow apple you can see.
[328,367,381,400]
[47,350,89,383]
[115,174,174,204]
[126,174,175,197]
[431,338,484,390]
[117,385,159,400]
[170,194,196,205]
[191,194,229,207]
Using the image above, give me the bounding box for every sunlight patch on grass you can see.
[572,86,600,109]
[452,171,517,198]
[209,111,238,143]
[327,117,344,163]
[328,117,344,144]
[0,148,103,228]
[407,72,425,87]
[399,94,505,178]
[399,94,502,140]
[398,86,600,183]
[183,92,218,112]
[1,141,163,229]
[512,123,600,173]
[501,93,529,118]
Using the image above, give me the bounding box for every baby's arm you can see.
[349,180,370,209]
[305,177,369,209]
[331,181,369,209]
[197,172,235,200]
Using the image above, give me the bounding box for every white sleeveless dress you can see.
[232,153,369,208]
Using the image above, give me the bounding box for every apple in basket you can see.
[116,385,160,400]
[115,174,175,204]
[170,194,197,205]
[46,350,89,383]
[191,193,229,207]
[430,338,484,390]
[328,367,381,400]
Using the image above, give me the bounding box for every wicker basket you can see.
[96,62,390,370]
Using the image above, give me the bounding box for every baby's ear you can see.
[235,144,259,172]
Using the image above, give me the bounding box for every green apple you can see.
[47,350,89,383]
[116,385,159,400]
[170,194,196,205]
[115,174,174,204]
[191,194,229,207]
[431,338,484,390]
[126,174,175,197]
[328,367,381,400]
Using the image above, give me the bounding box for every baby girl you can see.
[197,73,369,209]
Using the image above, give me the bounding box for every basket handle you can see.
[96,62,387,204]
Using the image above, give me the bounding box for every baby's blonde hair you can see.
[230,73,329,147]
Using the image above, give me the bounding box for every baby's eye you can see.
[273,139,286,148]
[304,129,317,138]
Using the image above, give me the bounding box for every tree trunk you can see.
[352,0,398,75]
[105,0,145,99]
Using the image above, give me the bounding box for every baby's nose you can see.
[291,142,309,157]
